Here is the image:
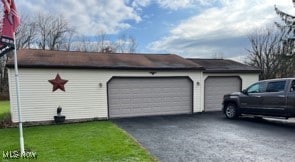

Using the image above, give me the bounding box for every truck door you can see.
[239,82,266,113]
[261,80,287,115]
[286,80,295,116]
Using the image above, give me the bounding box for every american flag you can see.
[0,0,20,57]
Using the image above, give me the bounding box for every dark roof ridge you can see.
[188,58,224,60]
[18,48,173,56]
[187,57,260,73]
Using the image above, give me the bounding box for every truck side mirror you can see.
[242,89,248,95]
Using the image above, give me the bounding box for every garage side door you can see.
[205,77,241,111]
[108,77,192,118]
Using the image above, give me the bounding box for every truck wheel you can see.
[224,103,239,119]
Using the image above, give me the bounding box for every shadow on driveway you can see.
[113,112,295,162]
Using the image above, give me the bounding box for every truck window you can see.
[247,82,266,93]
[266,81,286,92]
[291,80,295,92]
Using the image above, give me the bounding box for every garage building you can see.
[7,49,259,122]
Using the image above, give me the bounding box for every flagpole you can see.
[13,32,25,155]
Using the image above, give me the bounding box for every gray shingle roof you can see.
[7,49,204,70]
[188,58,260,73]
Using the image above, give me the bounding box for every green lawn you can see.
[0,101,10,124]
[0,121,156,162]
[0,100,10,114]
[0,101,156,162]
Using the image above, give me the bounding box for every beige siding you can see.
[8,68,202,122]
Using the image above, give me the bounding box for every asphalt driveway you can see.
[113,112,295,162]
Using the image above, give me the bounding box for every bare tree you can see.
[36,13,53,49]
[128,36,138,53]
[18,12,138,54]
[0,53,11,96]
[0,55,7,94]
[15,14,37,49]
[60,29,76,51]
[36,13,73,50]
[94,31,116,53]
[72,35,93,52]
[47,16,73,50]
[115,33,138,53]
[95,31,107,52]
[72,35,116,53]
[246,27,284,79]
[115,34,127,53]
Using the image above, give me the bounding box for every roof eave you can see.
[203,70,261,73]
[6,64,204,71]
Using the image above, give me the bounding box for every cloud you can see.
[156,0,197,10]
[148,0,294,58]
[131,0,218,10]
[16,0,141,35]
[132,0,151,10]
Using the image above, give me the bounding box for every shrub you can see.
[0,112,14,128]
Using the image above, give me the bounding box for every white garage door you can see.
[205,77,241,111]
[108,77,193,118]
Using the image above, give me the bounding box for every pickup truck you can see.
[222,78,295,119]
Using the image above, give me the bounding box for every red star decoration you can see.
[48,74,68,92]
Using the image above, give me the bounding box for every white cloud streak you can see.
[132,0,151,10]
[131,0,217,10]
[16,0,141,35]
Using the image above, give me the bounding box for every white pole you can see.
[13,33,25,155]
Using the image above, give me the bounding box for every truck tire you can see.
[224,103,239,119]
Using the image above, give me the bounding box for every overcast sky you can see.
[16,0,294,61]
